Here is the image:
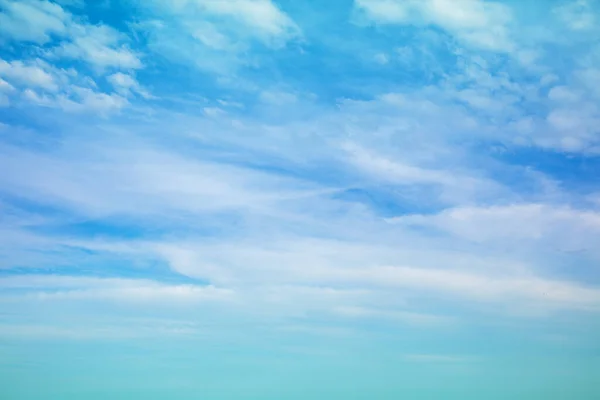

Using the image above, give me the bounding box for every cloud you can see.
[356,266,600,312]
[166,0,300,43]
[388,203,600,270]
[43,231,600,314]
[0,0,141,71]
[132,0,299,74]
[58,87,129,113]
[0,55,133,113]
[1,0,600,362]
[332,306,453,326]
[2,42,598,319]
[373,53,389,65]
[0,58,58,91]
[107,72,151,98]
[0,0,69,43]
[7,228,599,317]
[0,77,14,92]
[259,90,298,105]
[548,86,582,103]
[55,23,142,70]
[0,136,332,222]
[0,0,145,114]
[0,323,196,340]
[342,143,506,205]
[0,77,15,107]
[22,85,128,113]
[553,0,596,31]
[6,122,596,315]
[577,68,600,98]
[354,0,514,51]
[0,275,233,304]
[333,39,600,153]
[390,204,600,242]
[107,72,135,88]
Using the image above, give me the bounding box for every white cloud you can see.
[0,139,328,220]
[356,266,600,312]
[57,23,142,70]
[0,0,69,43]
[190,21,234,50]
[133,0,299,75]
[202,106,226,117]
[354,0,514,51]
[149,0,300,45]
[77,237,600,314]
[0,0,599,355]
[548,85,582,103]
[22,88,53,105]
[0,0,142,114]
[0,275,233,304]
[9,231,600,316]
[540,74,559,86]
[1,10,600,325]
[0,52,138,113]
[23,86,128,115]
[0,58,58,91]
[0,54,133,112]
[1,119,600,320]
[59,87,129,113]
[553,0,596,31]
[39,282,231,303]
[185,0,299,42]
[342,142,506,205]
[373,53,389,64]
[0,0,141,71]
[107,72,137,90]
[333,306,453,326]
[389,204,600,258]
[545,104,599,152]
[259,90,298,105]
[107,72,151,98]
[22,86,128,113]
[0,323,194,340]
[0,77,14,92]
[331,45,600,154]
[344,143,455,185]
[576,68,600,98]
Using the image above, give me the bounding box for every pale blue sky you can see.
[1,0,600,398]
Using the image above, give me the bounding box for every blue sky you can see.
[1,0,600,398]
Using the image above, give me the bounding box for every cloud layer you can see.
[1,2,600,396]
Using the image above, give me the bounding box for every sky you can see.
[0,0,600,398]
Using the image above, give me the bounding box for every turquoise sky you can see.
[1,0,600,399]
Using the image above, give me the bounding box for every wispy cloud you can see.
[54,23,142,70]
[553,0,596,31]
[0,275,233,304]
[132,0,300,75]
[354,0,514,51]
[0,58,59,91]
[0,0,70,43]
